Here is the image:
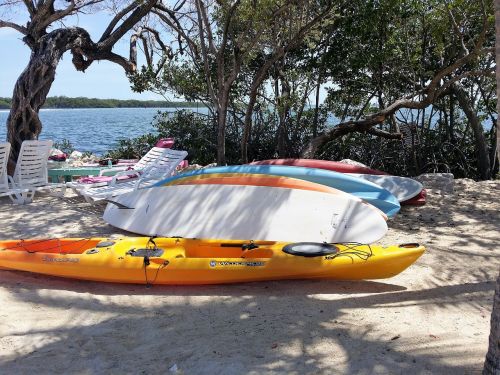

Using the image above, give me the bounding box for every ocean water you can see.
[0,107,204,155]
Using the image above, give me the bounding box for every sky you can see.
[0,10,167,101]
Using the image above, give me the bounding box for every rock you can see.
[202,163,217,169]
[414,173,454,194]
[179,163,217,172]
[339,159,369,168]
[70,150,83,159]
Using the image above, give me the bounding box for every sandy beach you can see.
[0,177,498,374]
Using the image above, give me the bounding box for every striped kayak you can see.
[250,159,425,205]
[155,165,400,217]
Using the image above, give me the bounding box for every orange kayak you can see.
[165,173,340,195]
[0,237,425,285]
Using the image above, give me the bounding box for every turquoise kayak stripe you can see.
[154,165,401,217]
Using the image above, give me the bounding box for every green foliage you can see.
[0,96,204,109]
[0,98,10,109]
[82,151,94,158]
[53,139,74,155]
[153,110,219,165]
[105,133,158,160]
[316,119,496,179]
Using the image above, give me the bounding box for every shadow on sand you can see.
[0,269,494,374]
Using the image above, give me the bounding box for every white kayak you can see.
[347,174,423,202]
[103,184,388,244]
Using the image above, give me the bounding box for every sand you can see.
[0,178,498,374]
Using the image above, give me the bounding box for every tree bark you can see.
[496,0,500,168]
[216,91,229,165]
[452,84,491,180]
[312,73,322,138]
[241,51,285,163]
[6,28,94,173]
[277,72,291,158]
[483,272,500,374]
[216,116,227,165]
[483,1,500,371]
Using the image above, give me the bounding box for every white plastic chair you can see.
[67,146,185,193]
[11,140,66,203]
[80,149,188,204]
[0,142,30,204]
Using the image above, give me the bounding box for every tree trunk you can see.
[483,2,500,371]
[483,272,500,374]
[5,28,96,173]
[241,88,259,164]
[496,0,500,168]
[216,112,227,165]
[452,84,491,180]
[449,96,455,143]
[312,73,322,139]
[216,92,230,165]
[277,74,290,158]
[6,33,72,172]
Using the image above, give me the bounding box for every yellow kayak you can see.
[0,237,425,285]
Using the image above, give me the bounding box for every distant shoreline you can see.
[0,96,206,110]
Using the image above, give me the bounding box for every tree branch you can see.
[152,8,199,58]
[98,0,157,50]
[99,1,139,43]
[40,0,77,30]
[22,0,36,17]
[0,20,28,35]
[196,0,216,55]
[143,26,171,58]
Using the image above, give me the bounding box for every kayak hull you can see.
[0,238,425,285]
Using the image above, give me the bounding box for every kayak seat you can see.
[282,243,338,258]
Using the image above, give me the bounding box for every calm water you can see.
[0,107,204,155]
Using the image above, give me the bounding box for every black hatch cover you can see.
[282,242,338,257]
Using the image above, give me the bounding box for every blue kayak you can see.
[154,165,400,217]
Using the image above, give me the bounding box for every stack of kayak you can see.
[249,159,426,205]
[0,159,426,285]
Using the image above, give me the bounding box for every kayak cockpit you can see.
[148,240,276,259]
